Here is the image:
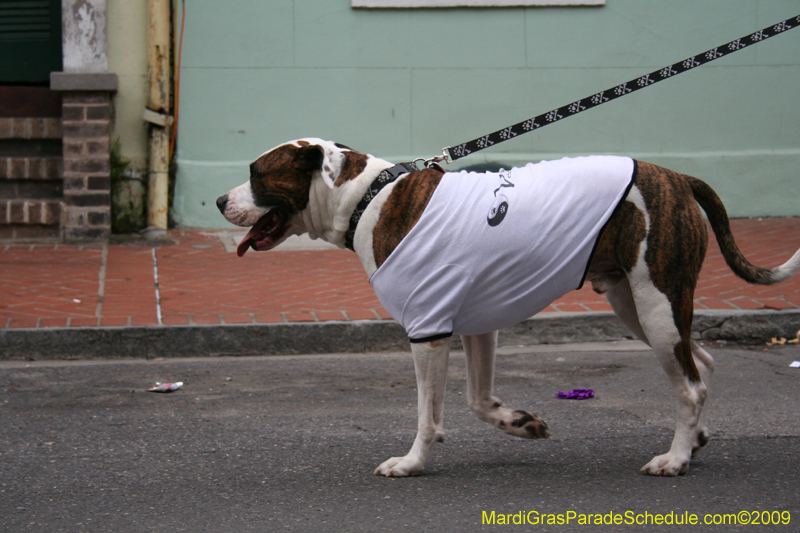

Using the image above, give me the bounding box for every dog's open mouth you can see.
[237,207,289,257]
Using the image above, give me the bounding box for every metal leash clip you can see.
[412,148,452,170]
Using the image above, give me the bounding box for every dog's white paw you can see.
[498,410,551,439]
[641,453,689,476]
[374,456,424,477]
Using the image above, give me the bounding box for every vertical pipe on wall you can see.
[146,0,170,232]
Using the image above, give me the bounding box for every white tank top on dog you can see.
[369,155,635,341]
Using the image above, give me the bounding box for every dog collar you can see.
[344,162,417,251]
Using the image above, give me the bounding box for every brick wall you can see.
[61,92,112,241]
[0,117,63,241]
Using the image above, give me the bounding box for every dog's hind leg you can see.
[374,338,450,477]
[462,332,550,439]
[631,277,707,477]
[605,276,649,345]
[606,277,714,462]
[690,342,714,453]
[599,176,712,476]
[620,182,709,476]
[606,277,714,456]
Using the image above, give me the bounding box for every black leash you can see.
[430,14,800,164]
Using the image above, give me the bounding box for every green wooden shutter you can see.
[0,0,62,83]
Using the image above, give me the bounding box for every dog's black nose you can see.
[216,194,228,213]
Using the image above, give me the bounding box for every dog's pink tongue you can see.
[237,228,259,257]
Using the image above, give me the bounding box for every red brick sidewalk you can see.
[2,218,799,329]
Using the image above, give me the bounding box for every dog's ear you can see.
[293,143,345,189]
[293,145,324,172]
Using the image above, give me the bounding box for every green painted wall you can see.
[174,0,800,227]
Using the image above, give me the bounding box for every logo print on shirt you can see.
[487,169,515,227]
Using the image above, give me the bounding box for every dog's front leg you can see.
[463,332,550,439]
[374,338,450,477]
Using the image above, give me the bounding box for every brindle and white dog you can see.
[217,138,800,477]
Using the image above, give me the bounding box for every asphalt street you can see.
[1,341,798,532]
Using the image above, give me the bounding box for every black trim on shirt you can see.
[409,332,453,344]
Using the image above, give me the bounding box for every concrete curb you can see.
[1,309,799,360]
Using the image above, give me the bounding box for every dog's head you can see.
[217,138,367,256]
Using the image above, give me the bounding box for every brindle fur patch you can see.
[588,161,707,382]
[636,162,707,382]
[586,196,646,293]
[335,151,369,185]
[372,169,443,269]
[249,144,314,212]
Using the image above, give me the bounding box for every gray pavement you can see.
[1,341,799,532]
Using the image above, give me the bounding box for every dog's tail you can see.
[687,176,800,285]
